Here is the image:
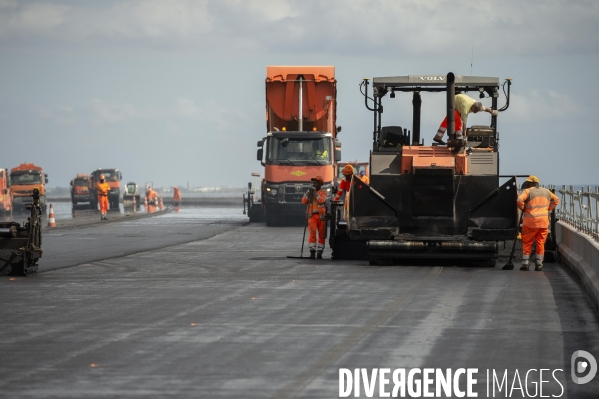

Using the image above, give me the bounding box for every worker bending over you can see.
[517,176,560,271]
[433,94,498,145]
[302,175,329,259]
[146,187,159,205]
[334,165,354,201]
[97,174,111,220]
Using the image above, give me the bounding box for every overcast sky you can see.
[1,0,598,188]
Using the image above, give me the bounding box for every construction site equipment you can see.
[246,66,342,226]
[0,168,12,218]
[70,173,91,205]
[287,202,312,259]
[123,182,141,205]
[90,168,122,210]
[329,73,516,265]
[0,188,43,276]
[10,163,48,212]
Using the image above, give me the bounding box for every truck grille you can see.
[285,184,307,203]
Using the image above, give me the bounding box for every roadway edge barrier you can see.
[556,221,599,313]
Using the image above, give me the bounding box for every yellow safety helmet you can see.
[525,175,539,184]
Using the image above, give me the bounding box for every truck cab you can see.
[90,168,122,210]
[70,174,91,205]
[10,163,48,212]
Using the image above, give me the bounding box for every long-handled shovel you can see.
[502,212,524,270]
[287,201,312,259]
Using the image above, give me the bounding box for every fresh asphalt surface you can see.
[1,207,599,398]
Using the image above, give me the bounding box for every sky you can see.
[1,0,598,188]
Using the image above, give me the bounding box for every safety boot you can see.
[316,250,323,259]
[535,262,543,272]
[520,261,529,271]
[309,249,316,259]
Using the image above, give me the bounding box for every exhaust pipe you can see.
[298,76,303,131]
[446,72,455,139]
[412,92,421,145]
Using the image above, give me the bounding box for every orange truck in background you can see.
[251,66,342,226]
[0,168,12,216]
[70,174,91,205]
[90,168,122,210]
[10,163,48,212]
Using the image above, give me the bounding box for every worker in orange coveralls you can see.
[173,186,181,206]
[302,175,329,259]
[517,175,560,271]
[146,187,159,205]
[334,164,354,201]
[357,169,369,185]
[97,174,111,220]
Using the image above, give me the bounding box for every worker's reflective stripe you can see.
[522,254,530,260]
[523,212,548,218]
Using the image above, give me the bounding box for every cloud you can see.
[89,98,146,125]
[508,90,584,122]
[0,0,597,56]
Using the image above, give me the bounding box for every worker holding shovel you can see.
[302,176,329,259]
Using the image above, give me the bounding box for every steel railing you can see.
[553,185,599,242]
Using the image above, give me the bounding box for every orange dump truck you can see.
[70,174,91,205]
[252,66,342,226]
[10,163,48,211]
[90,168,122,210]
[0,168,12,215]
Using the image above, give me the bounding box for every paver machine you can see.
[0,189,43,276]
[329,73,517,265]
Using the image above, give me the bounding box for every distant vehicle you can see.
[123,182,141,204]
[70,174,91,205]
[0,168,12,216]
[90,168,122,210]
[10,163,48,212]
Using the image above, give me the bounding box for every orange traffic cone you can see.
[47,204,56,228]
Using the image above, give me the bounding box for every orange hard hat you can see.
[100,174,105,180]
[341,165,354,176]
[311,176,324,184]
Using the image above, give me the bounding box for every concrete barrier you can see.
[556,221,599,312]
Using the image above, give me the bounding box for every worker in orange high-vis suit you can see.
[334,164,354,201]
[302,175,329,259]
[173,186,181,206]
[146,187,159,205]
[97,174,111,220]
[357,169,369,185]
[517,175,560,271]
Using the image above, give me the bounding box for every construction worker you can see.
[517,176,560,271]
[433,94,499,145]
[97,174,111,220]
[146,187,158,205]
[357,169,369,184]
[334,164,354,201]
[173,186,181,206]
[302,175,329,259]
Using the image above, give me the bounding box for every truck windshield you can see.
[99,171,119,181]
[10,171,43,185]
[267,137,331,164]
[74,178,88,186]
